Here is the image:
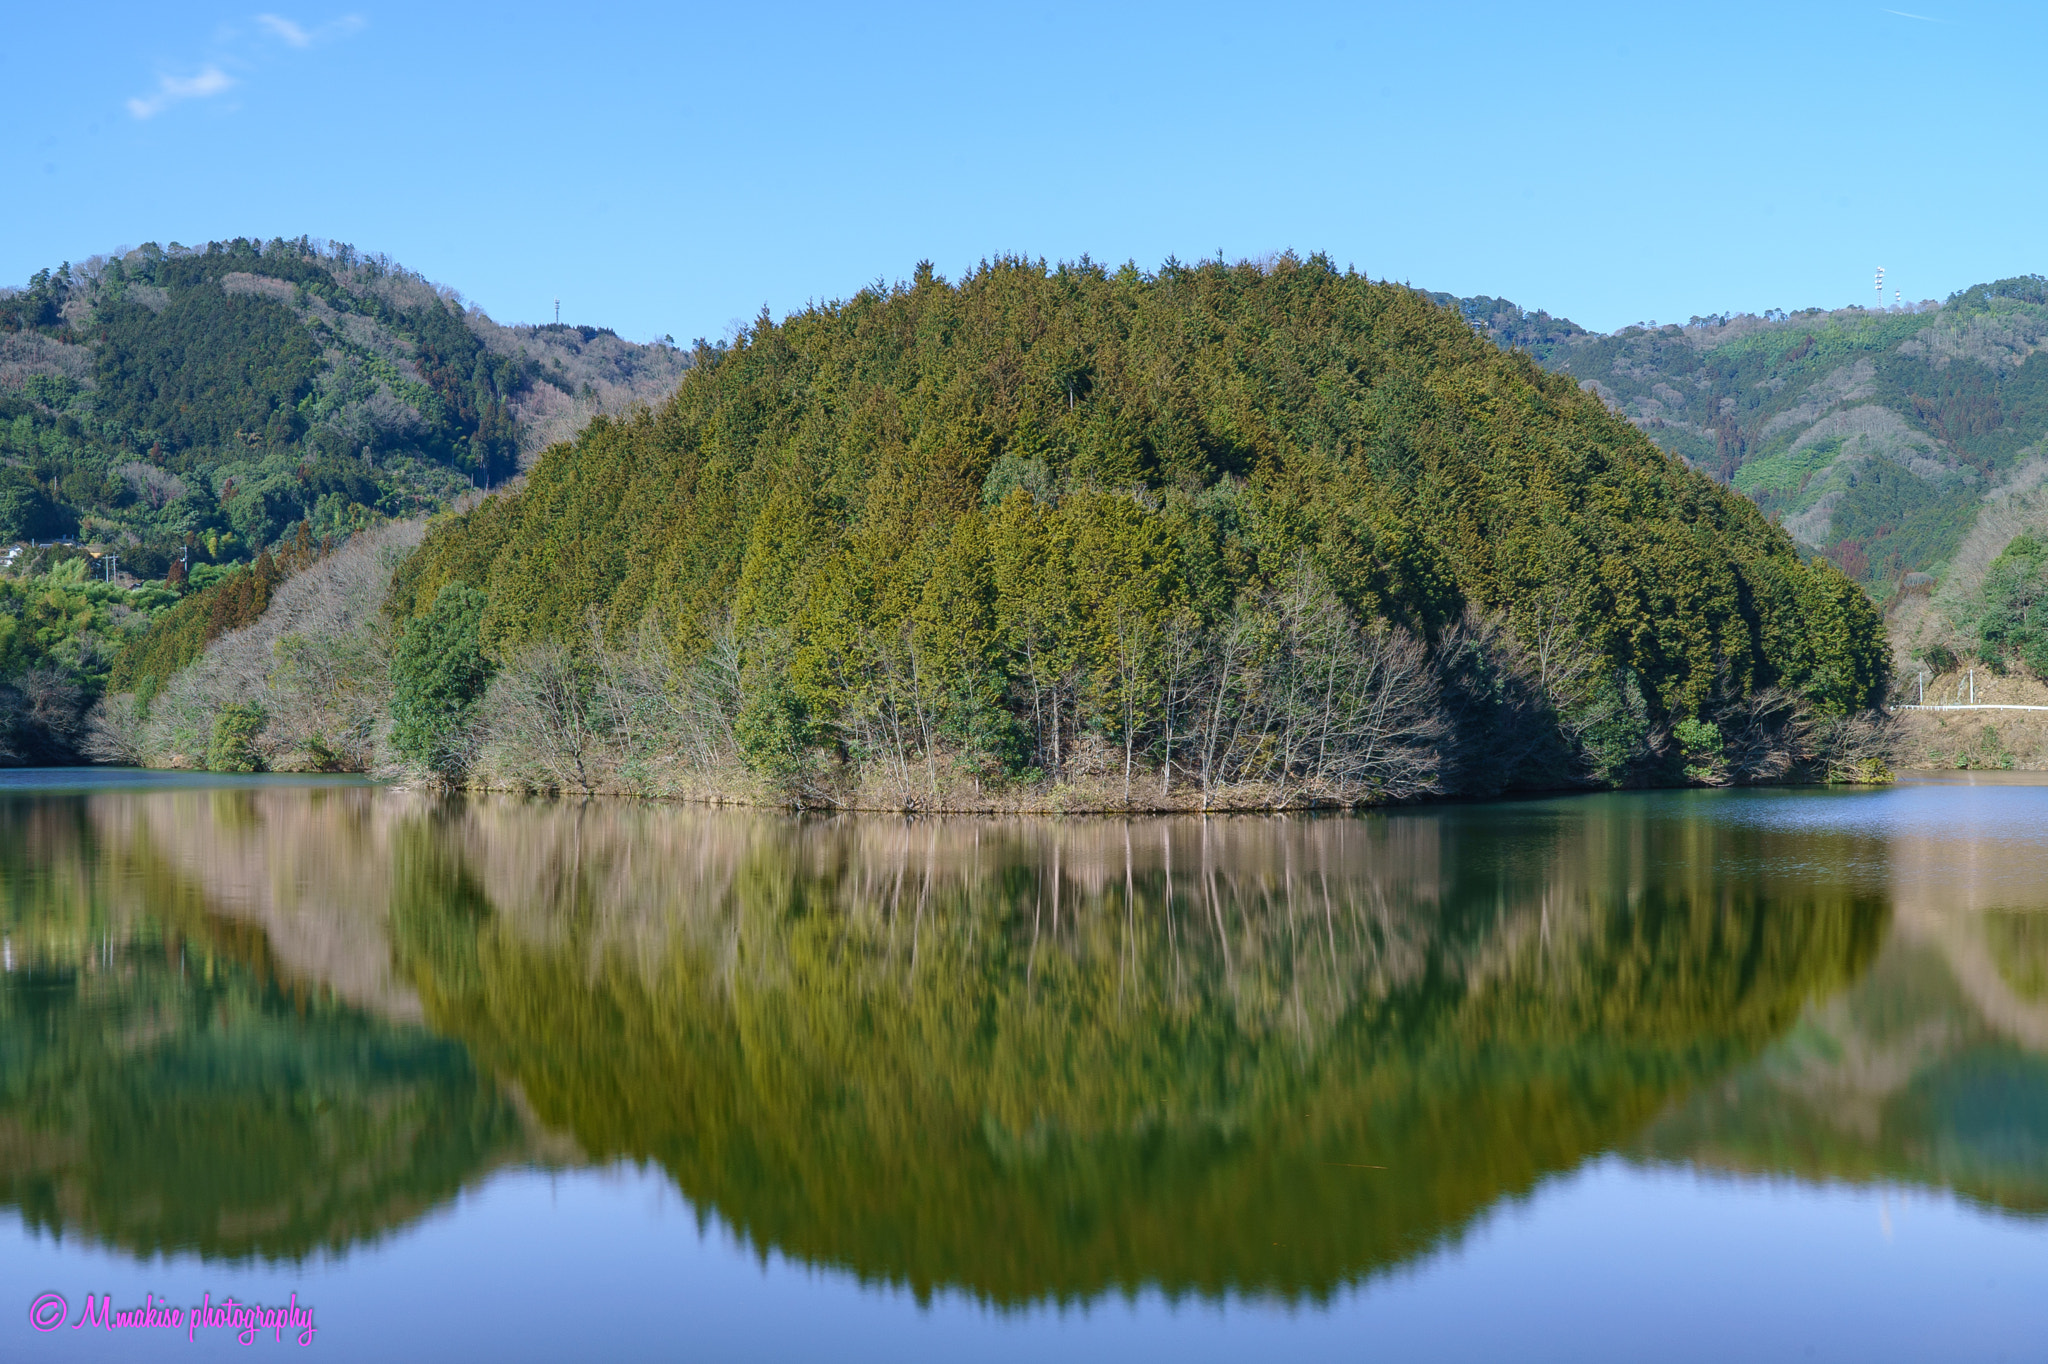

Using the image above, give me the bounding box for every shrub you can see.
[206,704,265,772]
[1675,717,1725,785]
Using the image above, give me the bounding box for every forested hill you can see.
[382,254,1887,807]
[1434,277,2048,601]
[0,237,687,578]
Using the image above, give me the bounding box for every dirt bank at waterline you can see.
[1895,670,2048,771]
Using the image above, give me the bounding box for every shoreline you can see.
[0,762,1904,811]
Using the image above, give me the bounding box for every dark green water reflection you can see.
[1,781,2042,1305]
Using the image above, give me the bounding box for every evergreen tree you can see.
[388,583,493,773]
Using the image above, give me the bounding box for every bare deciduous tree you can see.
[106,521,424,770]
[476,641,601,793]
[1184,566,1445,808]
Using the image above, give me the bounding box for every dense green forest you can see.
[1450,277,2048,598]
[0,236,689,761]
[0,236,686,578]
[42,242,2048,783]
[0,550,177,761]
[1960,530,2048,675]
[371,254,1887,806]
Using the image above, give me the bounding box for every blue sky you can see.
[4,1,2042,341]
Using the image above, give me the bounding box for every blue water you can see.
[6,1161,2042,1362]
[1,777,2043,1361]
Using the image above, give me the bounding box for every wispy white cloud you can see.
[256,13,365,47]
[126,65,236,120]
[255,13,312,46]
[126,13,363,119]
[1881,8,1943,20]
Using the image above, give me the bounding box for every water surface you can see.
[1,777,2043,1360]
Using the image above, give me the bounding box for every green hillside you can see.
[1437,277,2048,598]
[0,236,687,579]
[0,235,688,760]
[387,254,1887,804]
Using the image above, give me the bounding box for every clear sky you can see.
[4,1,2042,341]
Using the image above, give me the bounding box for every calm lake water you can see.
[2,772,2044,1361]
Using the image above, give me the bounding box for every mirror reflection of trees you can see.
[0,793,525,1263]
[386,798,1887,1303]
[14,786,2046,1298]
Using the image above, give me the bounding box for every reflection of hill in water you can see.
[383,798,1885,1303]
[1639,829,2048,1216]
[0,787,2038,1296]
[0,792,526,1263]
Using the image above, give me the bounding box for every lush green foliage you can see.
[93,288,325,450]
[0,555,173,687]
[1821,457,1982,585]
[204,703,265,772]
[388,582,494,772]
[0,237,678,760]
[0,267,75,335]
[1970,531,2048,675]
[0,553,176,759]
[87,239,523,485]
[393,255,1887,801]
[0,432,73,542]
[0,237,682,584]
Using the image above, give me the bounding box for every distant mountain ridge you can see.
[1434,277,2048,605]
[0,236,687,578]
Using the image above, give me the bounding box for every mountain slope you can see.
[0,236,688,578]
[1438,277,2048,600]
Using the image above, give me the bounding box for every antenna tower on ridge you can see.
[1875,266,1885,310]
